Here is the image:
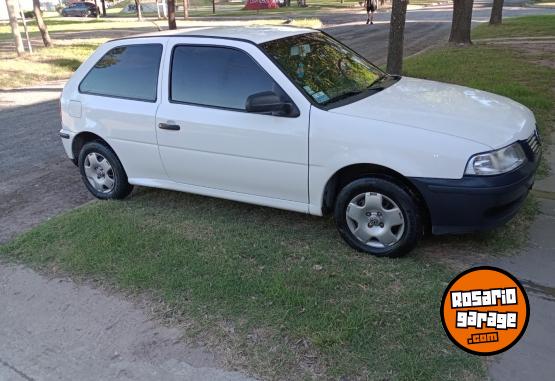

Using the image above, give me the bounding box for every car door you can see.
[155,38,311,204]
[74,40,166,181]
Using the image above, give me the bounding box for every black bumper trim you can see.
[409,158,539,235]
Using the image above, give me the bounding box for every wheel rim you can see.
[345,192,405,248]
[83,152,115,193]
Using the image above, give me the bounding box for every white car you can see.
[59,26,541,257]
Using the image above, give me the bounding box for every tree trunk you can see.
[101,0,107,16]
[489,0,503,25]
[5,0,25,56]
[168,0,177,29]
[135,0,143,21]
[386,0,408,75]
[212,0,215,14]
[32,0,52,47]
[449,0,474,45]
[93,0,100,18]
[183,0,189,18]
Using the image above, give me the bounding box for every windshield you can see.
[261,32,387,106]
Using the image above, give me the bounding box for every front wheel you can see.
[78,141,133,200]
[334,177,421,257]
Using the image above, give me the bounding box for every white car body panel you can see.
[330,77,536,150]
[59,27,538,220]
[155,38,310,203]
[307,107,491,215]
[60,37,167,182]
[131,25,317,44]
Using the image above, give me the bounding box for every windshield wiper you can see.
[322,83,387,106]
[367,74,402,90]
[322,90,366,105]
[321,90,365,105]
[366,74,391,90]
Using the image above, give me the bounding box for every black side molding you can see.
[59,132,70,139]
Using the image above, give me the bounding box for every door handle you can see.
[158,122,180,131]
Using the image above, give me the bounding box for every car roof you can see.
[120,25,317,45]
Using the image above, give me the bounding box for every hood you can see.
[329,77,536,149]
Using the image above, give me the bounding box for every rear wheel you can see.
[78,141,133,200]
[334,177,421,257]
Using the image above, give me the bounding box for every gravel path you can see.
[0,264,255,381]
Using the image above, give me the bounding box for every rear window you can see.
[79,44,163,102]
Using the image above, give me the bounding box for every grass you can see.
[0,190,484,381]
[0,40,104,89]
[0,18,142,41]
[473,14,555,39]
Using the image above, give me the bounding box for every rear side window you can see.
[79,44,163,102]
[170,45,283,110]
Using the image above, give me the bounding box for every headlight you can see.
[465,142,526,176]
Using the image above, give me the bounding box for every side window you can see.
[79,44,163,102]
[170,45,284,110]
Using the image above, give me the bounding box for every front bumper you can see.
[409,158,539,235]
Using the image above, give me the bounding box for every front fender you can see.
[308,108,490,215]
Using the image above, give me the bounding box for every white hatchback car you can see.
[60,26,541,257]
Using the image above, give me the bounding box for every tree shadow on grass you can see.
[44,57,83,70]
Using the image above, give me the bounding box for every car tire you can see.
[78,141,133,200]
[334,177,421,257]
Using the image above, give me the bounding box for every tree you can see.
[93,0,100,18]
[212,0,215,14]
[100,0,107,17]
[134,0,143,21]
[168,0,177,29]
[489,0,504,25]
[5,0,24,56]
[449,0,474,45]
[386,0,408,75]
[182,0,189,18]
[32,0,52,47]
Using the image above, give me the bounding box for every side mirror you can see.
[245,91,299,117]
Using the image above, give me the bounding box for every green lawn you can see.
[0,18,139,41]
[0,190,483,381]
[473,14,555,39]
[2,14,554,381]
[0,40,103,89]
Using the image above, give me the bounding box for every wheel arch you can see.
[72,131,117,166]
[321,163,431,230]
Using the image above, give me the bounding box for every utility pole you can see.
[17,0,32,53]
